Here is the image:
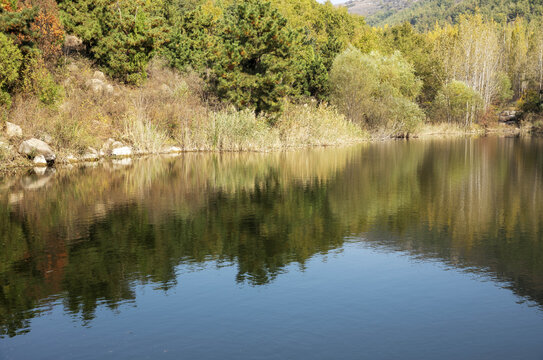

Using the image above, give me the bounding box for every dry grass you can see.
[122,94,169,154]
[203,109,281,151]
[277,102,367,146]
[2,56,367,172]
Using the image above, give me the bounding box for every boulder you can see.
[161,146,182,154]
[499,110,519,123]
[100,139,114,156]
[111,146,132,157]
[64,35,84,53]
[86,78,105,93]
[5,122,22,138]
[93,71,106,81]
[104,84,114,94]
[33,155,47,167]
[18,138,56,163]
[111,141,124,149]
[82,147,99,161]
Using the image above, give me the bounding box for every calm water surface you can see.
[1,137,542,359]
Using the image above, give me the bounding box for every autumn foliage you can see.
[0,0,63,60]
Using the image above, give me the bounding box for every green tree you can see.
[431,80,483,125]
[59,0,166,84]
[330,47,424,135]
[380,23,444,106]
[0,32,22,106]
[210,0,302,114]
[163,1,222,72]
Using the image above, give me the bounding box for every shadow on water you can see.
[1,137,542,337]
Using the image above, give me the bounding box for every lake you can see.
[1,137,542,359]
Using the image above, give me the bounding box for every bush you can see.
[21,55,63,106]
[519,90,542,114]
[330,47,424,135]
[329,47,379,125]
[0,33,23,106]
[431,81,484,125]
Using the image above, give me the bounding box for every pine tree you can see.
[58,0,166,84]
[210,0,301,114]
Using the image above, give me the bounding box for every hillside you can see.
[343,0,418,18]
[344,0,543,28]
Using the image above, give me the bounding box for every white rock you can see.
[111,141,124,149]
[19,138,56,162]
[82,147,99,161]
[86,78,105,93]
[161,146,182,154]
[111,146,132,157]
[33,155,47,166]
[93,71,106,81]
[5,122,22,138]
[100,139,115,156]
[104,84,114,94]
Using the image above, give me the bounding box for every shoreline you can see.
[0,123,532,175]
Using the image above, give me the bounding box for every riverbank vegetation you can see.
[1,0,543,167]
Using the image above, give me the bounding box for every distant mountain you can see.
[343,0,543,28]
[343,0,418,18]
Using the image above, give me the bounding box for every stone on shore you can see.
[161,146,182,154]
[33,155,47,167]
[111,146,132,157]
[100,138,116,156]
[83,147,100,161]
[18,138,56,163]
[5,122,22,138]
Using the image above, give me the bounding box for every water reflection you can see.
[1,137,542,338]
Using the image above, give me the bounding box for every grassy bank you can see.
[0,58,532,172]
[0,58,367,170]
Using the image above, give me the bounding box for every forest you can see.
[0,0,543,163]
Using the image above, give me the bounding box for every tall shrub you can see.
[330,47,424,135]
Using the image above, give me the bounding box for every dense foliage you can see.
[367,0,543,30]
[330,47,424,134]
[1,0,543,134]
[58,0,166,84]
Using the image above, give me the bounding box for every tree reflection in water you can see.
[1,137,542,337]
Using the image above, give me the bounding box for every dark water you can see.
[1,137,543,359]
